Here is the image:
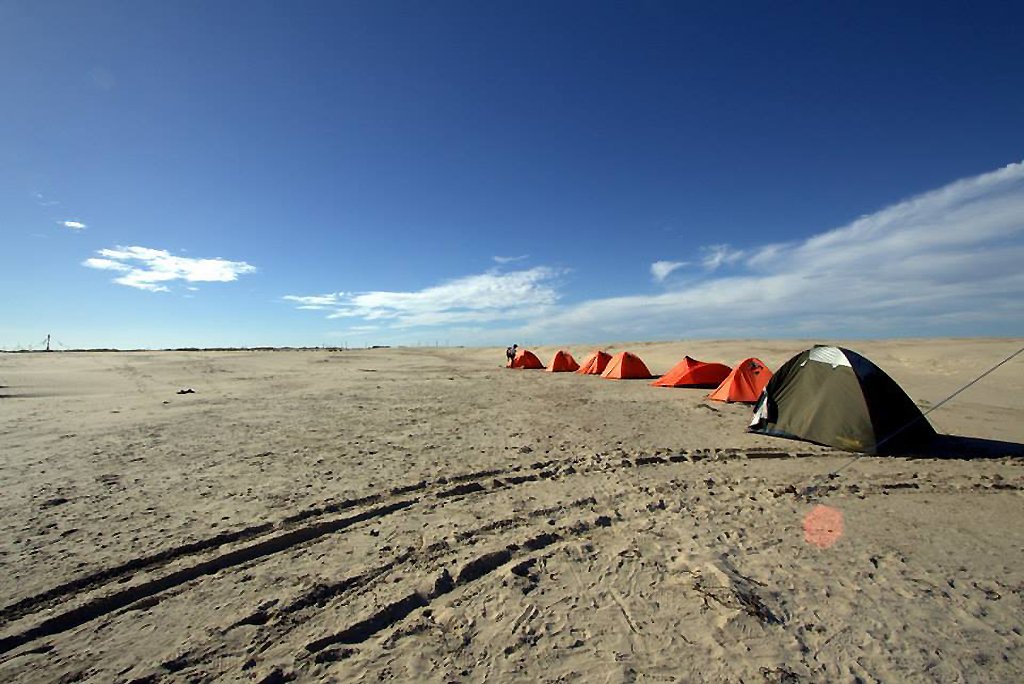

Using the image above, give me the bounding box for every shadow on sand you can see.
[908,434,1024,460]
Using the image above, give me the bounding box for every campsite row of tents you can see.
[509,346,935,455]
[510,348,772,403]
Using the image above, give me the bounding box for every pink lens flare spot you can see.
[803,505,844,549]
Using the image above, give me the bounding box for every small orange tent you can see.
[547,350,579,372]
[651,356,732,388]
[576,350,612,375]
[510,349,544,369]
[601,351,653,379]
[708,358,773,403]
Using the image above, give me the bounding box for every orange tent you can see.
[576,350,612,375]
[601,351,653,379]
[546,350,579,372]
[708,358,773,403]
[510,349,544,369]
[651,356,732,388]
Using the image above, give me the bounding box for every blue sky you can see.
[2,1,1022,349]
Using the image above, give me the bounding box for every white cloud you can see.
[83,245,257,292]
[287,162,1024,344]
[493,254,529,264]
[282,293,346,309]
[745,243,788,269]
[82,258,130,272]
[700,244,745,270]
[61,220,87,230]
[515,161,1024,341]
[285,267,563,329]
[651,260,686,282]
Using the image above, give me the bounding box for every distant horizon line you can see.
[3,335,1022,354]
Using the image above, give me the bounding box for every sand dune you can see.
[1,339,1021,682]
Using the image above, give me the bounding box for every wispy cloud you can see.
[517,161,1024,340]
[83,246,257,292]
[285,267,563,328]
[700,244,745,271]
[493,254,529,264]
[61,220,87,230]
[286,162,1024,344]
[651,260,686,282]
[34,192,60,207]
[284,293,347,310]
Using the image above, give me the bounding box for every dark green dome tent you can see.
[748,346,935,453]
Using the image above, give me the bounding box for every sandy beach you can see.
[1,339,1022,683]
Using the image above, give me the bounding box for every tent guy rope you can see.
[801,344,1024,498]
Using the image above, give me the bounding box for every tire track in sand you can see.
[1,451,635,654]
[3,446,929,658]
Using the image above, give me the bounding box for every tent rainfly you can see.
[651,356,732,388]
[708,358,772,403]
[576,350,612,375]
[601,351,653,379]
[547,350,580,372]
[748,346,935,453]
[510,349,544,369]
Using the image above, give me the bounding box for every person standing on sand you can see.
[506,344,517,367]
